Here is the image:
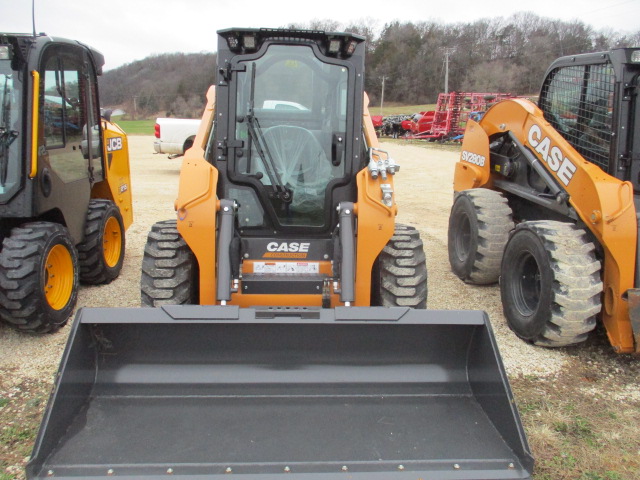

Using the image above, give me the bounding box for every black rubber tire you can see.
[77,199,126,285]
[448,189,514,284]
[500,221,602,347]
[141,219,198,306]
[0,222,78,333]
[372,224,428,308]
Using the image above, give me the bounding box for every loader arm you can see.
[355,92,397,304]
[456,98,637,353]
[175,85,219,304]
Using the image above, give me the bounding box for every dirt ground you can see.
[1,136,639,479]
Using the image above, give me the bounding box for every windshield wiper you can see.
[244,62,292,204]
[0,75,18,186]
[0,128,18,186]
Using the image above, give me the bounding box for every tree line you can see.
[99,13,639,118]
[99,52,217,119]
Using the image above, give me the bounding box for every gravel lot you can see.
[1,135,639,478]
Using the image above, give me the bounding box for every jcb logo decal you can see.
[527,124,577,186]
[107,137,123,152]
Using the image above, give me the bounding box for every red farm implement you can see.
[404,92,515,140]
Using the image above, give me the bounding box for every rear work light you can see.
[242,34,257,51]
[345,40,358,56]
[227,35,240,51]
[154,123,160,138]
[328,39,341,54]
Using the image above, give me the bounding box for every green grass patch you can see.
[553,416,595,442]
[26,396,43,408]
[0,398,8,408]
[511,371,640,479]
[112,118,155,135]
[517,400,545,415]
[579,473,624,480]
[0,425,36,444]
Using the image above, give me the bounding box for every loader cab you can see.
[0,34,106,243]
[213,29,366,235]
[538,48,640,194]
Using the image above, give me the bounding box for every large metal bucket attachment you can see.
[28,306,533,479]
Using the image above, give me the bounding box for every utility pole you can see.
[380,76,385,115]
[443,49,454,94]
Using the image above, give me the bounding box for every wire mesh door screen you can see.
[540,63,615,172]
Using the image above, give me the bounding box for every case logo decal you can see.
[263,242,310,259]
[528,124,577,186]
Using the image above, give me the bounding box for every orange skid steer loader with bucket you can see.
[449,48,640,353]
[27,28,533,480]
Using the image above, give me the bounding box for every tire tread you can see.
[141,220,197,306]
[376,224,428,308]
[449,189,514,284]
[0,222,78,333]
[77,199,126,285]
[505,221,602,347]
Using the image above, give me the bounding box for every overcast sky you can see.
[1,0,638,70]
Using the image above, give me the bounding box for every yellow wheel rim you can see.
[44,244,74,310]
[103,216,122,268]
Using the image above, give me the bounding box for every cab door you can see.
[35,43,102,243]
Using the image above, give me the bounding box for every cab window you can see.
[41,46,102,183]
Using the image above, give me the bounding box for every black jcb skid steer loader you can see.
[27,29,533,480]
[0,34,133,333]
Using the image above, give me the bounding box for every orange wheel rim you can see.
[103,216,122,268]
[44,244,74,310]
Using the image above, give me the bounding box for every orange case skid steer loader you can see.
[27,29,533,480]
[449,48,640,353]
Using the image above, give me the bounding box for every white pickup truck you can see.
[153,117,200,156]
